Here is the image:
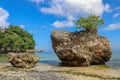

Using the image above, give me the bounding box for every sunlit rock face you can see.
[8,53,39,68]
[51,30,112,66]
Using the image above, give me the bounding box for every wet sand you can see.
[0,63,120,80]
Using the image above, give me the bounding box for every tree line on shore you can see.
[0,25,35,53]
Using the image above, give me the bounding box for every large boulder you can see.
[8,53,40,68]
[51,30,112,66]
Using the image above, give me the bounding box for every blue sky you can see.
[0,0,120,51]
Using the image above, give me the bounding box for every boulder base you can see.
[51,30,112,66]
[8,53,39,68]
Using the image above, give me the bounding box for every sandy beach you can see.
[0,63,120,80]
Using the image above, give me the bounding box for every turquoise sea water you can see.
[36,49,120,68]
[35,51,60,66]
[0,49,119,68]
[106,49,120,68]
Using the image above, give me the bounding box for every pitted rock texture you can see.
[8,53,39,68]
[51,30,112,66]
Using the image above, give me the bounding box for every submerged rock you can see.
[8,53,39,68]
[51,30,112,66]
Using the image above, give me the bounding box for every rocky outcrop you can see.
[8,53,40,68]
[51,30,112,66]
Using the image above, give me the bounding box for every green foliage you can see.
[76,15,104,31]
[0,25,35,53]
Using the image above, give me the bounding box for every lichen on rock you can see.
[51,30,112,66]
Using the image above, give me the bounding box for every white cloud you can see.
[53,20,74,28]
[0,7,10,28]
[39,0,111,28]
[113,7,120,18]
[104,4,112,12]
[41,0,105,17]
[115,7,120,10]
[103,23,120,30]
[29,0,44,5]
[113,13,120,18]
[18,25,25,29]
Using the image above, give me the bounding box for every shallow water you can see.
[36,49,120,68]
[0,49,120,68]
[0,54,8,62]
[35,51,61,66]
[106,49,120,68]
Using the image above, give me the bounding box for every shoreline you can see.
[0,63,120,80]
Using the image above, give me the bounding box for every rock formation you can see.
[8,53,39,68]
[51,30,112,66]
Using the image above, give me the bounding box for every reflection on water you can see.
[35,52,61,66]
[39,60,61,66]
[106,49,120,68]
[36,49,120,68]
[0,49,120,68]
[0,54,8,62]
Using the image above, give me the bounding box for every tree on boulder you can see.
[51,15,112,66]
[76,15,104,31]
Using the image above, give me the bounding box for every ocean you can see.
[35,51,60,66]
[35,49,120,68]
[106,49,120,68]
[0,50,119,68]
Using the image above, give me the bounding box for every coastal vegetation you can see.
[0,25,35,53]
[76,15,104,31]
[51,15,111,66]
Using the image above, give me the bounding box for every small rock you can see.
[8,53,40,68]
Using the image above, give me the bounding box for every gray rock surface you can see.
[51,30,112,66]
[8,53,39,68]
